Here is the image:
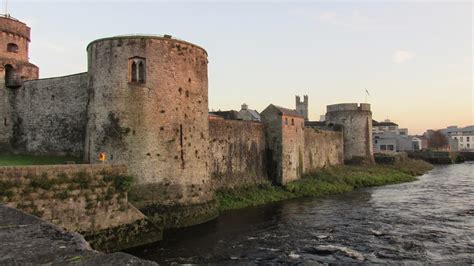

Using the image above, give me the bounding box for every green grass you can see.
[0,153,81,166]
[216,159,433,212]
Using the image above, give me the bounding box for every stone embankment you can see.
[0,205,156,265]
[0,164,162,252]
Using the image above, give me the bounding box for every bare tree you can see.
[427,130,449,151]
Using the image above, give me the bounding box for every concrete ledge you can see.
[0,204,156,265]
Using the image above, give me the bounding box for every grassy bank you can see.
[216,159,433,212]
[0,153,81,166]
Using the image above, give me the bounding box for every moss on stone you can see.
[82,217,162,253]
[103,175,134,192]
[140,200,219,229]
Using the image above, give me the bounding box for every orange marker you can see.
[98,152,106,162]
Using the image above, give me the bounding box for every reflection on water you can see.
[127,162,474,264]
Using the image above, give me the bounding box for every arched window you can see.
[131,61,137,82]
[138,61,145,83]
[7,43,18,53]
[129,57,146,84]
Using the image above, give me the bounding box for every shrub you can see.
[104,175,134,192]
[72,171,91,189]
[0,180,18,198]
[30,176,55,190]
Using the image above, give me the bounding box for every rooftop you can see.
[271,105,304,118]
[373,120,398,127]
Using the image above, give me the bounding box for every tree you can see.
[427,130,449,151]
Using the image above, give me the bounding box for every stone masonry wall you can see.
[0,16,31,62]
[304,128,344,172]
[85,36,216,229]
[281,115,305,184]
[326,103,374,164]
[0,164,161,252]
[0,79,11,150]
[261,110,283,183]
[9,73,88,156]
[209,119,267,190]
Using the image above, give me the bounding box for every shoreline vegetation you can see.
[216,159,433,212]
[0,153,81,166]
[0,154,433,214]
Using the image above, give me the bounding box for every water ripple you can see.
[127,162,474,264]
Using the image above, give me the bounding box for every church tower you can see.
[295,95,308,121]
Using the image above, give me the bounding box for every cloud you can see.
[392,50,415,64]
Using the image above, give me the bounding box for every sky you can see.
[9,0,473,134]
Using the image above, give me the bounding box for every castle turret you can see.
[0,15,39,150]
[295,95,308,121]
[325,103,374,164]
[0,15,38,86]
[85,35,216,228]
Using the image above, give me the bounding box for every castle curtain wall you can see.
[209,118,267,190]
[304,128,344,172]
[10,73,88,156]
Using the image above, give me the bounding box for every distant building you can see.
[305,121,327,130]
[237,103,261,122]
[209,104,261,122]
[295,95,309,121]
[209,110,240,120]
[438,126,474,151]
[372,119,419,152]
[208,113,224,121]
[372,119,408,136]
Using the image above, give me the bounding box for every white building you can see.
[440,126,474,151]
[237,103,261,122]
[373,119,419,152]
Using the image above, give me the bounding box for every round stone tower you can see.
[0,15,38,150]
[325,103,374,164]
[85,35,216,228]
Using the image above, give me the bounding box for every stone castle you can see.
[0,15,374,229]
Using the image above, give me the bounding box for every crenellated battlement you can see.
[0,15,30,40]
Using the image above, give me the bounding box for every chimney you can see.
[241,103,248,110]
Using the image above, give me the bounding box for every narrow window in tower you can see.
[138,61,145,83]
[7,43,18,53]
[131,61,137,82]
[129,57,146,84]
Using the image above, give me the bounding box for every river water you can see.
[128,162,474,264]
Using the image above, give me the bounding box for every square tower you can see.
[295,95,308,121]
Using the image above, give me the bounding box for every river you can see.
[127,162,474,264]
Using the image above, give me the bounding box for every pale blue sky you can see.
[11,1,473,134]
